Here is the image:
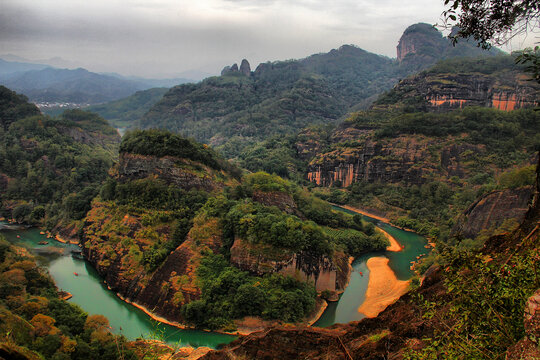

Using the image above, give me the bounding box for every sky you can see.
[0,0,537,79]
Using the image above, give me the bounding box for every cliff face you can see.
[397,23,444,63]
[116,153,223,192]
[453,186,533,238]
[391,72,539,112]
[304,130,486,187]
[80,149,233,323]
[396,23,499,67]
[230,238,350,293]
[82,208,223,322]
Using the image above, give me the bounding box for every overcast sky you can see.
[0,0,536,79]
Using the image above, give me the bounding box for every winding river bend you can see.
[0,222,236,348]
[314,206,430,327]
[0,207,429,346]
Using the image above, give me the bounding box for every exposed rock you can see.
[116,153,221,192]
[221,63,240,76]
[524,289,540,339]
[381,71,539,113]
[220,66,231,76]
[202,326,351,360]
[506,338,540,360]
[230,238,351,293]
[82,214,221,323]
[52,222,80,244]
[306,133,441,187]
[397,23,443,63]
[506,288,540,360]
[251,190,297,215]
[254,62,272,76]
[239,59,251,76]
[453,186,533,239]
[396,23,499,68]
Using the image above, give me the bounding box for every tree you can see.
[441,0,539,48]
[441,0,540,82]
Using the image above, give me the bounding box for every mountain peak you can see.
[396,22,501,66]
[396,23,442,62]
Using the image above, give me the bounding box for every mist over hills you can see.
[134,23,500,154]
[0,60,194,106]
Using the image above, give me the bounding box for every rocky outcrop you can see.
[222,60,251,77]
[251,190,297,215]
[397,23,443,62]
[386,72,539,113]
[506,288,540,359]
[116,153,221,192]
[239,59,251,76]
[305,133,483,187]
[83,230,200,322]
[453,186,533,238]
[396,23,499,67]
[230,238,351,293]
[82,209,224,323]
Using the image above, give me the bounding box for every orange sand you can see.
[339,205,390,224]
[378,228,402,252]
[358,257,410,318]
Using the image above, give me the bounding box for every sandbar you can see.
[357,257,409,318]
[377,228,402,252]
[339,205,390,223]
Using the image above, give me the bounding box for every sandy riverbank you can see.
[357,257,410,318]
[54,234,79,245]
[339,205,391,223]
[378,228,402,252]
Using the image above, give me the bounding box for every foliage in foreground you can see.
[0,236,136,359]
[405,231,539,359]
[181,253,317,329]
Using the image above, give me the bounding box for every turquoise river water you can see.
[0,206,429,347]
[313,206,430,327]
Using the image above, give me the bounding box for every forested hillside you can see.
[81,129,388,331]
[0,236,136,359]
[86,87,169,129]
[137,23,498,158]
[0,86,120,234]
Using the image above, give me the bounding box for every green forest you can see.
[0,86,120,231]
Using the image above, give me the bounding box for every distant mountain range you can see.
[0,58,195,105]
[135,23,501,154]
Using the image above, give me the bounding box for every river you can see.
[0,207,429,346]
[313,206,430,327]
[0,222,236,348]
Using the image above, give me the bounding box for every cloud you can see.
[1,0,520,78]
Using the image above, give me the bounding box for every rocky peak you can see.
[220,65,231,75]
[254,62,272,75]
[221,61,252,76]
[240,59,251,76]
[396,23,443,62]
[220,63,238,75]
